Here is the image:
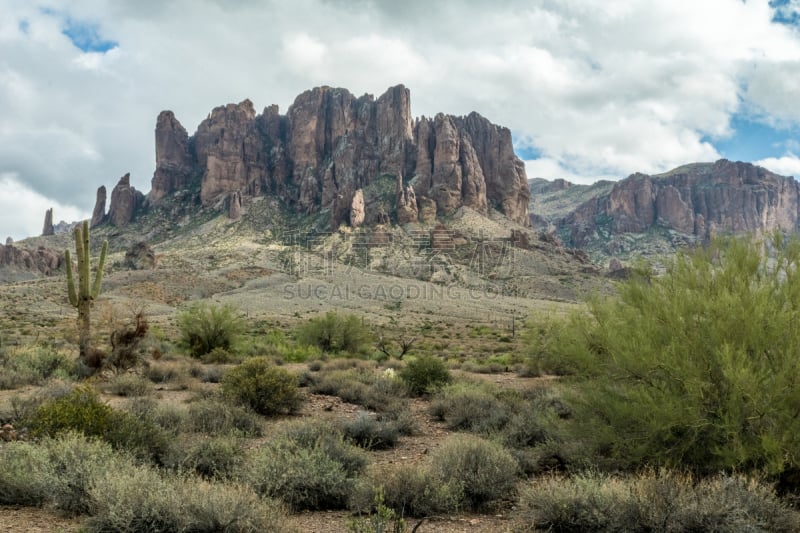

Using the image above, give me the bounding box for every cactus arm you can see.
[74,223,88,298]
[81,221,91,298]
[65,249,78,307]
[91,240,108,298]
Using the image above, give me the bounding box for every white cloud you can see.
[3,0,800,239]
[0,173,88,241]
[754,153,800,178]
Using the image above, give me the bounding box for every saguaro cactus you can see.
[65,220,108,362]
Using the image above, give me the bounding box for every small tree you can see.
[65,220,108,367]
[296,312,372,355]
[177,302,245,358]
[544,234,800,477]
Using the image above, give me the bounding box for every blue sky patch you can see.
[18,20,29,34]
[39,8,118,53]
[513,142,543,160]
[770,0,800,25]
[62,19,118,53]
[708,113,800,162]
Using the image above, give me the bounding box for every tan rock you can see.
[350,189,365,228]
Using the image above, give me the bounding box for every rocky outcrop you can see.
[91,186,107,228]
[195,100,266,206]
[349,189,365,228]
[228,191,243,221]
[108,174,144,228]
[0,244,62,276]
[124,242,156,270]
[562,160,800,247]
[148,84,530,227]
[42,208,54,236]
[150,111,195,204]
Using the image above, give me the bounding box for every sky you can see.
[3,0,800,240]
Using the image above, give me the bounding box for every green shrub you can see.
[26,386,170,464]
[0,440,53,506]
[86,463,286,532]
[26,385,114,438]
[104,373,154,397]
[342,412,401,450]
[296,311,373,355]
[430,434,518,510]
[308,365,407,412]
[181,436,245,480]
[246,421,367,510]
[515,471,800,532]
[429,381,511,433]
[177,302,246,359]
[221,357,301,415]
[0,344,74,389]
[43,432,123,516]
[399,355,451,396]
[540,235,800,477]
[186,398,263,437]
[350,464,461,518]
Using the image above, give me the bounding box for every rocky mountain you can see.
[529,159,800,260]
[115,84,529,230]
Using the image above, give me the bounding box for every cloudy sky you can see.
[3,0,800,240]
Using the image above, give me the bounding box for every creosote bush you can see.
[246,420,367,510]
[399,354,451,396]
[221,357,301,415]
[535,235,800,478]
[430,434,518,510]
[515,471,800,532]
[177,302,245,359]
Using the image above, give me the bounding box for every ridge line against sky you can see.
[2,0,800,240]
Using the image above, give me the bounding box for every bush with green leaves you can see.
[342,412,401,450]
[0,344,74,389]
[430,434,518,510]
[308,364,408,412]
[350,463,462,518]
[0,440,53,506]
[87,462,287,532]
[221,357,301,416]
[186,398,263,437]
[246,420,367,510]
[180,436,245,480]
[177,302,246,359]
[537,235,800,477]
[398,355,451,396]
[515,471,800,532]
[296,311,373,355]
[25,386,170,464]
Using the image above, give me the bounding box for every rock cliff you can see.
[560,159,800,249]
[146,84,530,228]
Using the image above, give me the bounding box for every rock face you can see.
[561,160,800,247]
[0,244,62,276]
[108,174,144,228]
[91,186,107,228]
[228,191,243,221]
[42,208,54,236]
[148,84,530,227]
[150,111,195,204]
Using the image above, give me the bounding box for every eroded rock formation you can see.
[562,159,800,247]
[91,186,107,228]
[147,84,530,227]
[42,208,54,236]
[108,174,144,228]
